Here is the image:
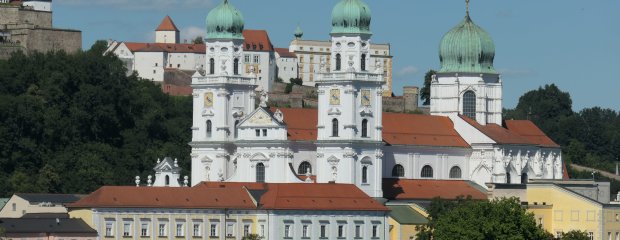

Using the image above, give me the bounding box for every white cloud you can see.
[396,65,419,77]
[55,0,213,10]
[180,26,207,43]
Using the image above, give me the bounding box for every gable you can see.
[238,108,284,128]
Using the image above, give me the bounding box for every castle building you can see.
[288,26,394,96]
[190,0,564,199]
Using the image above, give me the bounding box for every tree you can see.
[192,37,205,44]
[241,234,263,240]
[560,230,589,240]
[285,78,303,94]
[417,197,551,240]
[419,70,436,105]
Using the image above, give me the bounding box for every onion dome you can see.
[331,0,372,35]
[439,14,496,74]
[206,0,244,40]
[294,25,303,39]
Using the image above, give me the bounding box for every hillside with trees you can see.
[0,41,192,196]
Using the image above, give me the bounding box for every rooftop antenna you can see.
[466,0,470,16]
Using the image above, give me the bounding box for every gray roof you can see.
[21,213,70,219]
[0,218,97,234]
[15,193,84,204]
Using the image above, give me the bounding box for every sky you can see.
[52,0,620,111]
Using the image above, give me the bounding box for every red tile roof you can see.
[196,182,387,211]
[70,183,387,212]
[382,178,487,200]
[275,48,297,58]
[68,186,256,209]
[504,120,560,148]
[460,116,533,145]
[156,16,179,32]
[275,108,469,148]
[243,30,274,52]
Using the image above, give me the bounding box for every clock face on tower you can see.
[361,90,371,106]
[330,89,340,105]
[204,92,214,108]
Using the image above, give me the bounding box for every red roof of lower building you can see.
[460,116,534,145]
[124,42,206,54]
[504,120,560,148]
[275,48,297,58]
[156,16,179,32]
[243,30,274,52]
[382,178,487,200]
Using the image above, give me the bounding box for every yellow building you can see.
[490,181,620,240]
[387,205,428,240]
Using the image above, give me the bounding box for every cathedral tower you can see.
[430,3,502,125]
[315,0,384,198]
[190,0,257,185]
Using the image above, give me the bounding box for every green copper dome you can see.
[439,15,496,74]
[294,25,303,39]
[331,0,372,35]
[206,0,244,40]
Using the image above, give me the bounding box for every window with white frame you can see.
[284,224,292,238]
[338,224,345,238]
[302,224,309,238]
[253,55,260,63]
[320,225,327,238]
[226,222,235,237]
[243,224,250,236]
[158,223,167,236]
[260,224,265,237]
[176,222,184,237]
[105,221,114,237]
[193,223,201,237]
[421,165,433,178]
[244,55,250,63]
[140,222,149,237]
[449,166,462,179]
[589,232,594,240]
[122,223,131,237]
[355,225,361,238]
[372,225,378,238]
[210,223,218,237]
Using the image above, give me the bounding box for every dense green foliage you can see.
[505,84,620,176]
[0,41,192,196]
[285,78,303,94]
[560,230,590,240]
[241,234,263,240]
[419,69,436,106]
[416,197,551,240]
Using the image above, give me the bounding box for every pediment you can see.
[238,107,284,128]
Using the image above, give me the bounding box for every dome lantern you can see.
[330,0,372,35]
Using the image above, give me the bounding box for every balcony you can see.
[316,72,383,83]
[192,75,256,86]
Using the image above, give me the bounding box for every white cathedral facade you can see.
[188,0,564,198]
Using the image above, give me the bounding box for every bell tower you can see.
[315,0,383,198]
[190,0,257,186]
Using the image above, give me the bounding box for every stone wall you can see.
[0,7,52,28]
[0,44,24,59]
[21,28,81,53]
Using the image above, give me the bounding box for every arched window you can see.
[463,91,476,120]
[421,165,433,178]
[361,54,366,71]
[361,119,368,138]
[449,166,462,179]
[206,120,212,137]
[506,172,511,184]
[165,175,170,186]
[234,120,239,138]
[335,54,341,71]
[332,118,339,137]
[521,172,528,184]
[209,58,215,75]
[233,58,239,75]
[392,164,405,177]
[362,166,368,184]
[298,161,312,175]
[256,163,265,183]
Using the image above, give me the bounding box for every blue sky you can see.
[53,0,619,111]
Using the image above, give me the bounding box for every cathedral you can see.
[189,0,564,198]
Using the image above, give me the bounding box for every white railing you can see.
[316,72,383,82]
[192,75,256,85]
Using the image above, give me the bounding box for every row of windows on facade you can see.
[204,121,271,139]
[297,46,389,56]
[105,221,255,238]
[391,164,463,179]
[330,119,371,138]
[283,223,381,239]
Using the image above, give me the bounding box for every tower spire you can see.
[466,0,470,16]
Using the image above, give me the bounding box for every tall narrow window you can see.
[361,54,366,71]
[206,120,212,137]
[463,91,476,119]
[449,166,462,179]
[234,120,239,138]
[256,163,265,183]
[362,166,368,184]
[298,161,312,175]
[165,175,170,186]
[209,58,215,74]
[332,118,339,137]
[233,58,239,75]
[421,165,433,178]
[336,54,341,71]
[521,172,528,184]
[392,164,404,177]
[361,119,368,138]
